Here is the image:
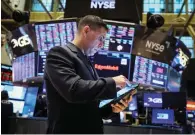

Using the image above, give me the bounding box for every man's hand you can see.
[112,75,127,88]
[111,89,137,113]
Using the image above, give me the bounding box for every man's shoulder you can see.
[48,44,72,55]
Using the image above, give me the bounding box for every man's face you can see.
[82,26,107,50]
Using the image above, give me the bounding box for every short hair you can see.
[78,15,108,32]
[1,90,9,100]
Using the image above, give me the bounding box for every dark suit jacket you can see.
[44,43,117,134]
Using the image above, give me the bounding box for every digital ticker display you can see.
[133,56,168,88]
[37,51,48,76]
[35,20,77,51]
[35,19,78,76]
[152,109,174,125]
[1,65,12,85]
[102,22,135,53]
[144,93,162,108]
[12,52,36,82]
[91,21,135,79]
[92,52,130,78]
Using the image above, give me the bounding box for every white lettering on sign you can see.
[11,35,31,48]
[145,40,165,53]
[148,97,162,104]
[91,0,115,9]
[178,48,189,67]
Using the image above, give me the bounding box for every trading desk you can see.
[8,117,182,134]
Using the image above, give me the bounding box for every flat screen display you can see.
[91,21,135,79]
[144,93,162,108]
[7,24,37,58]
[152,109,174,125]
[162,92,186,109]
[35,19,77,51]
[167,67,181,92]
[65,0,143,23]
[1,64,12,85]
[37,51,48,76]
[133,56,168,88]
[186,111,195,119]
[4,85,27,100]
[9,100,25,114]
[12,52,36,82]
[22,87,39,117]
[92,52,131,78]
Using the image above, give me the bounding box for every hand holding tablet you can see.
[99,82,139,110]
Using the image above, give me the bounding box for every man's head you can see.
[1,90,9,100]
[76,15,108,51]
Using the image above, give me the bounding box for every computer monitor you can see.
[132,56,169,88]
[167,67,181,92]
[4,85,27,100]
[186,111,195,120]
[35,18,78,51]
[1,64,12,85]
[91,20,136,78]
[65,0,143,23]
[12,52,36,82]
[152,109,174,125]
[22,87,39,117]
[143,93,162,108]
[162,92,186,109]
[9,100,25,114]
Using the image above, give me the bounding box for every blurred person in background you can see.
[1,90,13,134]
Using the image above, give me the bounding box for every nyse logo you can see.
[178,48,189,67]
[91,0,115,9]
[11,35,31,48]
[148,97,162,104]
[145,40,165,53]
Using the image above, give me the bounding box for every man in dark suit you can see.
[44,15,134,134]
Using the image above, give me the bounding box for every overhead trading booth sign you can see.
[132,26,178,65]
[171,38,191,71]
[7,24,37,58]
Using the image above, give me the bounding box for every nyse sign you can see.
[91,0,115,9]
[11,35,31,48]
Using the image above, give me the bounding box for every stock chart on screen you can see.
[91,20,135,79]
[35,19,78,76]
[133,56,168,88]
[35,20,77,51]
[12,52,36,82]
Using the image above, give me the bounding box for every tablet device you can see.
[99,83,139,108]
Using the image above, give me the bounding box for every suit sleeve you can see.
[44,47,117,103]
